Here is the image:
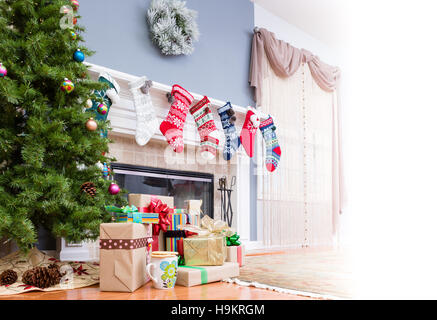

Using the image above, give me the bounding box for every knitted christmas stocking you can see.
[129,76,158,146]
[240,107,260,158]
[91,72,120,138]
[190,96,220,160]
[260,116,281,172]
[159,84,194,153]
[217,102,240,161]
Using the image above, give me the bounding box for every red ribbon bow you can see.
[150,198,171,236]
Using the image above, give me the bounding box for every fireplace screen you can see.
[111,163,214,218]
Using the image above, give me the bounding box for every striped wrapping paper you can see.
[165,236,183,253]
[168,211,200,231]
[115,212,160,224]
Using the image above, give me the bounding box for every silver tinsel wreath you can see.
[147,0,200,56]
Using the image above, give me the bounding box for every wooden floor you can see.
[0,281,311,300]
[0,248,336,300]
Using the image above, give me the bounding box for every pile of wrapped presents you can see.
[101,194,245,292]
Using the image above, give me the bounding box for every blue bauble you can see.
[73,49,85,62]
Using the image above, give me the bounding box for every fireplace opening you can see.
[111,163,214,217]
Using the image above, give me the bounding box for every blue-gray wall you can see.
[80,0,254,107]
[80,0,257,241]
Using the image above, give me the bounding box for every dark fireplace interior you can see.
[112,163,214,217]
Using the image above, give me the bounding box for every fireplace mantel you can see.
[85,62,268,149]
[56,64,257,261]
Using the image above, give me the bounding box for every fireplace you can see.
[112,163,214,217]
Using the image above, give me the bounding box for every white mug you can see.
[146,251,178,289]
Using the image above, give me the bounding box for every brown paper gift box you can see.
[226,245,246,267]
[128,194,174,209]
[183,235,227,266]
[176,262,239,287]
[99,223,152,292]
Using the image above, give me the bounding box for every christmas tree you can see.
[0,0,126,251]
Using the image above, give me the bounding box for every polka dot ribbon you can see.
[100,237,153,250]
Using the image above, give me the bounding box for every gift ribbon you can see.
[178,215,234,238]
[178,255,185,266]
[180,266,208,284]
[149,198,171,236]
[105,205,159,224]
[164,230,186,238]
[226,233,241,246]
[105,205,138,214]
[100,237,152,250]
[164,230,198,238]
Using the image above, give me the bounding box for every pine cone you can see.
[80,181,96,197]
[0,269,18,285]
[47,264,62,285]
[22,266,60,289]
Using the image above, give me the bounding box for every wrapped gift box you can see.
[99,223,152,292]
[128,194,174,251]
[183,235,227,266]
[128,194,174,209]
[226,245,246,267]
[176,262,239,287]
[184,200,203,215]
[168,211,200,231]
[105,205,159,224]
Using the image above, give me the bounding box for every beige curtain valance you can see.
[249,28,341,103]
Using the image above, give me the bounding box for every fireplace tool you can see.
[218,175,236,227]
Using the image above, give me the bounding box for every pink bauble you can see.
[0,63,7,77]
[108,183,120,195]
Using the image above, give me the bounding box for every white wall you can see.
[254,3,352,247]
[254,3,342,66]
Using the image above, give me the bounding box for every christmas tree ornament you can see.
[160,84,194,153]
[108,182,120,195]
[240,107,260,158]
[85,118,98,131]
[97,103,108,115]
[218,102,241,161]
[0,63,7,77]
[61,5,72,14]
[102,162,109,177]
[147,0,199,55]
[73,17,77,25]
[70,0,80,11]
[70,31,77,40]
[190,96,220,160]
[129,76,158,146]
[260,116,281,172]
[80,181,97,197]
[0,269,18,285]
[85,99,93,108]
[60,78,75,94]
[73,49,85,62]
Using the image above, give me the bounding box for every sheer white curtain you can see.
[258,53,338,247]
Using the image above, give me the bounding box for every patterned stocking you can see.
[260,116,281,172]
[91,72,120,138]
[159,84,194,153]
[240,107,260,158]
[217,102,240,161]
[129,76,158,146]
[190,96,220,160]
